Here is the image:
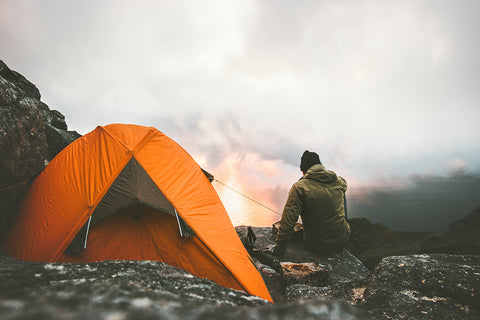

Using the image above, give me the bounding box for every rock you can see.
[0,60,80,242]
[0,77,48,243]
[361,254,480,320]
[285,282,367,306]
[0,251,366,319]
[0,60,40,99]
[281,249,370,305]
[0,251,266,316]
[280,262,329,287]
[237,226,276,249]
[346,216,480,270]
[45,123,81,159]
[236,226,370,304]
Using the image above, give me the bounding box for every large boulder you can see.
[0,251,366,320]
[0,60,80,242]
[236,226,370,304]
[281,249,370,306]
[361,254,480,320]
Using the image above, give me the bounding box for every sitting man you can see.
[273,150,350,256]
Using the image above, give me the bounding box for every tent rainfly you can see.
[2,123,272,302]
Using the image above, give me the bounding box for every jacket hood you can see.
[302,164,338,183]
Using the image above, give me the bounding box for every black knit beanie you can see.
[300,150,321,173]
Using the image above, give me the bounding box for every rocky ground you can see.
[1,228,479,319]
[1,59,480,319]
[236,226,480,320]
[362,254,480,320]
[0,250,364,320]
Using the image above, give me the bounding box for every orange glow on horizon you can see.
[203,152,291,227]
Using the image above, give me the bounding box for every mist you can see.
[1,0,480,231]
[348,172,480,232]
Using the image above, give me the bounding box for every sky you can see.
[1,0,479,230]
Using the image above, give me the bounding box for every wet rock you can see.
[0,60,80,242]
[361,254,480,320]
[0,251,366,320]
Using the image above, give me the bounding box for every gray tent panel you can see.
[66,157,196,255]
[92,157,175,225]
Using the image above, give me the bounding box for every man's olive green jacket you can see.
[275,164,350,253]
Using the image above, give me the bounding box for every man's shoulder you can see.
[291,178,311,192]
[338,176,347,185]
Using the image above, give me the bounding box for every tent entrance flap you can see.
[92,157,177,224]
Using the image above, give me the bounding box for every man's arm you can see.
[274,184,304,256]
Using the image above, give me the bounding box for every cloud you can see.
[1,0,479,186]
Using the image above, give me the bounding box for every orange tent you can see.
[2,124,272,302]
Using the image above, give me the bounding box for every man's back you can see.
[297,164,350,251]
[274,151,350,256]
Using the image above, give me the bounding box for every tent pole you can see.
[83,216,93,249]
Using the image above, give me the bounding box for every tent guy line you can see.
[0,180,29,192]
[213,178,282,216]
[0,162,282,218]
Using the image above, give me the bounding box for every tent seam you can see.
[133,137,258,297]
[100,125,157,154]
[51,128,136,262]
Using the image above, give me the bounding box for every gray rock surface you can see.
[237,225,480,320]
[0,60,80,242]
[0,251,366,319]
[285,282,367,306]
[361,254,480,320]
[236,226,370,304]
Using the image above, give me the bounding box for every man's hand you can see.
[264,244,286,257]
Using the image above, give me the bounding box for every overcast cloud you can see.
[1,0,479,227]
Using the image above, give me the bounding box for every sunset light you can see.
[205,152,290,227]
